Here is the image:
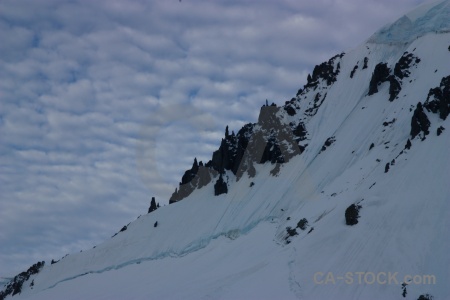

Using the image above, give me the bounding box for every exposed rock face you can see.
[305,93,327,116]
[320,136,336,153]
[405,139,412,150]
[424,75,450,120]
[297,218,308,230]
[284,105,296,116]
[389,52,421,101]
[148,197,158,213]
[350,65,358,78]
[214,174,228,196]
[394,52,420,79]
[362,57,368,69]
[368,53,421,101]
[368,63,391,95]
[181,158,199,186]
[0,261,45,299]
[169,165,217,203]
[345,204,362,226]
[388,77,401,101]
[410,102,431,139]
[169,54,348,202]
[304,53,344,89]
[292,122,307,141]
[170,102,306,202]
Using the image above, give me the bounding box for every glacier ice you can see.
[368,0,450,44]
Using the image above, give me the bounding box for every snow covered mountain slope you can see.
[2,2,450,299]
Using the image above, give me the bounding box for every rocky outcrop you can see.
[368,53,421,101]
[350,65,358,78]
[170,102,306,202]
[0,261,45,299]
[214,174,228,196]
[304,53,344,90]
[284,105,296,116]
[410,102,431,139]
[368,63,391,95]
[319,136,336,153]
[394,52,420,79]
[388,76,401,101]
[305,93,327,116]
[148,197,158,213]
[362,57,369,69]
[170,159,217,204]
[424,75,450,120]
[345,204,362,226]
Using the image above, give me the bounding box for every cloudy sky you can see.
[0,0,426,277]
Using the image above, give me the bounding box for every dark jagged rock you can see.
[285,226,298,243]
[350,65,358,78]
[170,55,345,203]
[394,52,420,79]
[181,158,199,185]
[260,138,284,164]
[305,93,328,116]
[385,163,390,173]
[297,218,308,230]
[385,52,421,101]
[286,226,298,236]
[410,102,431,139]
[214,174,228,196]
[154,221,158,227]
[362,57,369,69]
[320,136,336,153]
[437,126,445,136]
[284,105,296,116]
[383,118,396,126]
[405,139,412,150]
[0,261,45,299]
[369,143,375,150]
[169,165,217,203]
[304,53,344,90]
[402,282,408,297]
[292,122,307,141]
[417,294,434,300]
[345,204,362,226]
[236,105,302,178]
[368,63,391,95]
[208,123,254,175]
[389,76,401,101]
[258,104,279,129]
[424,75,450,120]
[148,197,158,214]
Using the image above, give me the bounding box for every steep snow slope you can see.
[3,2,450,300]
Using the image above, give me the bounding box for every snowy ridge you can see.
[3,3,450,299]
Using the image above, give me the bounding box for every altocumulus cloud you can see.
[0,0,425,276]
